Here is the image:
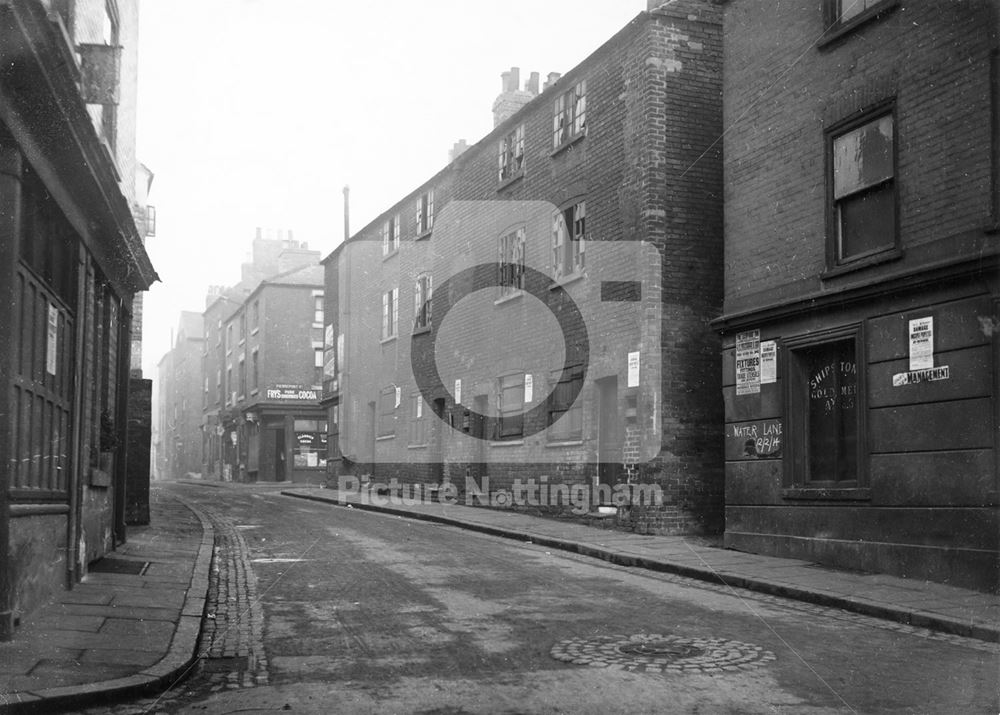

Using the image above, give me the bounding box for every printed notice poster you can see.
[760,340,777,384]
[736,329,761,395]
[454,379,462,405]
[46,304,58,375]
[909,317,933,370]
[524,373,533,403]
[627,351,640,387]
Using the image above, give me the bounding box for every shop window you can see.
[414,274,432,331]
[498,124,525,183]
[382,287,398,340]
[416,190,434,235]
[785,327,866,488]
[552,79,586,149]
[552,200,586,279]
[498,227,525,298]
[548,365,584,441]
[829,110,896,265]
[378,388,396,438]
[293,419,327,468]
[382,215,400,256]
[496,373,524,440]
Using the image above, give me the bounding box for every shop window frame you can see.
[782,323,871,500]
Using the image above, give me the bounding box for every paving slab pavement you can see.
[0,488,213,714]
[282,486,1000,644]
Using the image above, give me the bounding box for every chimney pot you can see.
[544,72,562,91]
[528,71,540,95]
[510,66,520,91]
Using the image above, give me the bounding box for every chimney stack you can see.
[492,66,537,128]
[543,72,562,91]
[449,139,469,163]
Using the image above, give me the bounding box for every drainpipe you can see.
[342,185,350,243]
[0,147,21,638]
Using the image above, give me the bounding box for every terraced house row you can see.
[319,0,999,592]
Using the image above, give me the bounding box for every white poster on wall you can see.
[736,329,761,395]
[909,317,933,370]
[454,379,462,405]
[760,340,777,384]
[524,373,533,403]
[627,351,640,387]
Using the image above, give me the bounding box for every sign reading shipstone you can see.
[735,329,761,395]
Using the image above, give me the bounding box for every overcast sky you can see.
[137,0,645,375]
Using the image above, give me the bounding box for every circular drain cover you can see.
[551,634,775,674]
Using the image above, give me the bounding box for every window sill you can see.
[250,389,258,396]
[416,229,433,241]
[375,435,395,442]
[549,272,584,290]
[822,247,902,280]
[412,326,431,336]
[494,291,523,306]
[251,328,259,336]
[490,440,524,447]
[545,439,584,448]
[550,132,585,158]
[497,171,524,191]
[382,249,399,262]
[818,0,899,50]
[407,443,428,450]
[380,335,397,345]
[782,487,871,501]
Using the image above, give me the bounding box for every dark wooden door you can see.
[597,376,621,487]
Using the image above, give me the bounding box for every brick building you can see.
[715,0,999,591]
[154,312,204,480]
[0,0,157,636]
[199,231,326,483]
[324,0,725,534]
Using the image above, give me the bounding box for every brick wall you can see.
[332,3,725,534]
[719,0,1000,590]
[723,0,996,313]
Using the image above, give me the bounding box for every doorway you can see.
[597,376,622,488]
[274,428,286,482]
[431,398,446,483]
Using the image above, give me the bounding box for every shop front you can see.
[237,385,327,484]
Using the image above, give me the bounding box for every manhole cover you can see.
[89,558,149,575]
[551,634,775,674]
